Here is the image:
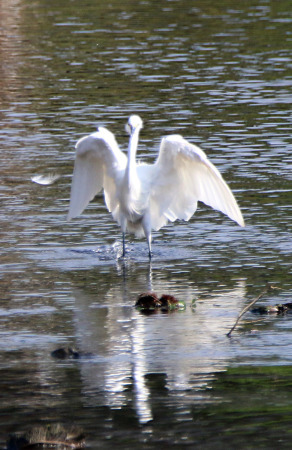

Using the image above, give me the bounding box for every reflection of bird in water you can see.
[68,115,245,258]
[70,277,247,424]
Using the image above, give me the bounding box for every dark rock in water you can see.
[251,305,279,314]
[135,292,185,312]
[135,292,161,310]
[7,423,85,449]
[6,434,27,450]
[251,302,292,315]
[159,294,179,311]
[51,347,80,359]
[283,302,292,310]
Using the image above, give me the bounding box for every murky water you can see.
[1,0,292,448]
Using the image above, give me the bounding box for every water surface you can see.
[0,0,292,448]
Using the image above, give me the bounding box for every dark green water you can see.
[0,0,291,448]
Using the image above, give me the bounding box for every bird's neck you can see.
[125,128,140,189]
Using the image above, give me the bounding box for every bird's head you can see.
[125,115,143,135]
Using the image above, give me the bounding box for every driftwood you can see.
[227,283,282,337]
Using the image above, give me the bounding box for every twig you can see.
[226,283,282,337]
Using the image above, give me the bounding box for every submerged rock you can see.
[159,294,180,311]
[51,347,80,359]
[135,292,185,312]
[251,302,292,315]
[135,292,161,310]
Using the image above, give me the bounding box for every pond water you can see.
[0,0,292,448]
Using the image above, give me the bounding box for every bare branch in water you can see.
[227,283,282,338]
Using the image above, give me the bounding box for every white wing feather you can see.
[68,127,127,220]
[147,135,244,230]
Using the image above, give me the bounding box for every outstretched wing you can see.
[67,127,127,219]
[147,135,244,230]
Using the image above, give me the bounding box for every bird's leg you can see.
[148,245,152,260]
[146,231,152,260]
[146,231,152,261]
[142,216,152,260]
[122,232,126,257]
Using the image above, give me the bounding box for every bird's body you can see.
[68,115,244,258]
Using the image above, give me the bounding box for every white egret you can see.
[68,115,245,258]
